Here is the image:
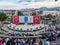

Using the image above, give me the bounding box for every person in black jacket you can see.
[10,38,15,45]
[39,40,42,45]
[6,40,10,45]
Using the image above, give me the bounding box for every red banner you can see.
[33,16,40,24]
[13,16,19,24]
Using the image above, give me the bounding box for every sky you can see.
[0,0,60,10]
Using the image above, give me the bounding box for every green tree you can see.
[47,14,52,18]
[18,11,23,16]
[0,12,8,21]
[0,12,8,30]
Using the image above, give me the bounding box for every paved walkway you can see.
[50,39,60,45]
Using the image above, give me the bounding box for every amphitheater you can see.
[0,23,50,38]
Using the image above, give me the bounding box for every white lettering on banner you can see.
[13,16,40,24]
[35,17,39,22]
[33,16,40,24]
[28,16,33,23]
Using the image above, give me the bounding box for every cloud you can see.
[0,2,27,10]
[20,0,60,8]
[0,0,60,10]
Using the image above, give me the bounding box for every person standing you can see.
[39,40,43,45]
[10,39,15,45]
[6,39,11,45]
[0,38,3,45]
[2,39,6,45]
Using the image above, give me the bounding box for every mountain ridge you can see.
[20,7,60,11]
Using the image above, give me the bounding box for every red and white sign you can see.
[13,16,19,24]
[13,16,40,24]
[33,16,40,24]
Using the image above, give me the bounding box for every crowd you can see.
[9,32,35,36]
[7,23,44,32]
[0,37,44,45]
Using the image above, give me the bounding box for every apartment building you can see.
[23,9,60,16]
[42,11,60,16]
[22,9,41,16]
[0,10,17,18]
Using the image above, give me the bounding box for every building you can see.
[23,10,60,16]
[0,10,17,18]
[0,10,17,23]
[42,11,60,16]
[22,9,41,16]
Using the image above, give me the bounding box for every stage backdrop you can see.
[13,16,40,24]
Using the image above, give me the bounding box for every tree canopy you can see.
[18,11,23,16]
[32,12,36,16]
[47,14,52,18]
[0,12,8,21]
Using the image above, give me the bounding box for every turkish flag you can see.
[33,16,40,24]
[13,16,19,24]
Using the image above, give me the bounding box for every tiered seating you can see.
[7,23,45,32]
[1,23,45,37]
[1,26,42,37]
[0,28,10,36]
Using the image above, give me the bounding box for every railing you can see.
[0,35,42,38]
